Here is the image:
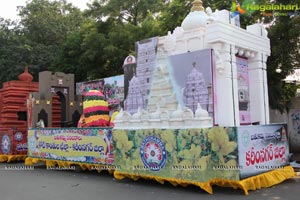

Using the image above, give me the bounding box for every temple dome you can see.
[18,66,33,82]
[181,0,208,31]
[195,103,209,118]
[132,108,142,120]
[171,104,183,119]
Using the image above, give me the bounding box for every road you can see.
[0,162,299,200]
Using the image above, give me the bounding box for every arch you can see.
[38,109,48,127]
[72,110,81,127]
[56,91,67,123]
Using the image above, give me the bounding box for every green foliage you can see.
[0,18,32,83]
[87,0,167,25]
[158,0,191,34]
[52,31,87,82]
[74,19,136,80]
[17,0,84,79]
[19,0,83,45]
[266,0,300,112]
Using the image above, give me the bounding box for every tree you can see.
[17,0,85,75]
[0,18,32,84]
[266,0,300,112]
[63,0,169,81]
[19,0,84,45]
[86,0,167,25]
[51,30,87,82]
[158,0,191,34]
[77,19,138,80]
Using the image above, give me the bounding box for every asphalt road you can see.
[0,162,299,200]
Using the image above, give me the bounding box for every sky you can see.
[0,0,92,20]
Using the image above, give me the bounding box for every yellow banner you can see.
[27,129,113,164]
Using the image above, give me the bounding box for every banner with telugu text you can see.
[237,124,289,179]
[26,124,289,181]
[27,128,114,165]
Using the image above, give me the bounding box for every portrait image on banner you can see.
[123,55,137,100]
[236,56,251,124]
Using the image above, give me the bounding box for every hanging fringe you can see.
[24,157,296,195]
[0,155,27,163]
[25,157,114,174]
[114,166,296,195]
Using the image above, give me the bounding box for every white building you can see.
[156,0,270,126]
[116,0,270,128]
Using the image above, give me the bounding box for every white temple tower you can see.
[124,76,145,114]
[156,0,270,126]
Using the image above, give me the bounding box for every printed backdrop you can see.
[236,56,251,124]
[76,75,124,109]
[113,127,240,182]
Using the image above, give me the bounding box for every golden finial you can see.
[191,0,204,12]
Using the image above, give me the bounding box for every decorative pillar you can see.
[248,52,269,124]
[212,42,238,126]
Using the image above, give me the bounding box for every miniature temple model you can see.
[117,0,270,128]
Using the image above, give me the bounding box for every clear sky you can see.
[0,0,91,20]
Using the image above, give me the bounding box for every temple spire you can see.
[191,0,204,12]
[18,66,33,82]
[192,62,196,68]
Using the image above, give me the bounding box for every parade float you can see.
[0,67,38,162]
[21,0,296,195]
[111,0,294,194]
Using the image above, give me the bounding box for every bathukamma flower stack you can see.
[83,90,110,127]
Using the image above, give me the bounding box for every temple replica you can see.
[111,0,294,193]
[29,71,82,128]
[116,0,270,128]
[0,67,38,159]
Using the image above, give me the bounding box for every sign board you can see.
[28,128,114,164]
[237,124,289,179]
